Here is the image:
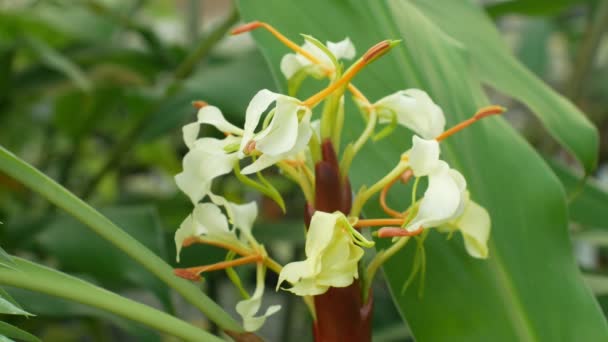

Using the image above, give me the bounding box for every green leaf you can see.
[238,0,607,340]
[549,160,608,229]
[0,257,222,342]
[0,246,15,270]
[0,322,40,342]
[485,0,588,18]
[37,206,173,311]
[0,145,242,332]
[0,296,32,316]
[414,0,598,175]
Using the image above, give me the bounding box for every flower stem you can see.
[340,109,378,178]
[350,159,410,217]
[364,236,411,302]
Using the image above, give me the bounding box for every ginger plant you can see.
[173,22,502,341]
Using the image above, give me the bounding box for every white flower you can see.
[439,194,491,259]
[280,38,356,79]
[174,200,257,262]
[239,89,313,174]
[405,136,467,231]
[182,105,243,149]
[236,264,281,331]
[374,89,445,139]
[277,211,364,296]
[175,136,240,205]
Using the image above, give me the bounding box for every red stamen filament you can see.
[380,170,413,218]
[435,105,505,142]
[192,100,208,109]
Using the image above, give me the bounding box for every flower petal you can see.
[376,89,445,139]
[327,37,356,60]
[408,136,440,177]
[406,161,464,231]
[197,105,243,135]
[240,89,280,157]
[236,264,280,331]
[254,98,301,156]
[174,203,229,261]
[280,53,306,79]
[454,199,490,259]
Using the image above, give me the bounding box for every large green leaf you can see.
[0,322,40,342]
[238,0,607,340]
[413,0,598,175]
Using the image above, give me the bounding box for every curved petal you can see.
[305,211,341,258]
[227,201,258,236]
[240,89,280,157]
[280,53,306,79]
[182,122,200,149]
[192,202,230,235]
[408,136,440,177]
[174,214,196,262]
[376,89,445,139]
[406,161,464,231]
[255,98,301,156]
[327,37,356,60]
[236,265,280,331]
[197,105,243,135]
[240,154,281,175]
[454,199,491,259]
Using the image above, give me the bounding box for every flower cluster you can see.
[173,21,501,332]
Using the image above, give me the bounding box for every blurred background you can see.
[0,0,607,341]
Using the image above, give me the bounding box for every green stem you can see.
[0,257,223,342]
[0,146,243,332]
[277,161,314,204]
[364,236,411,302]
[350,160,410,217]
[80,9,239,199]
[340,109,378,178]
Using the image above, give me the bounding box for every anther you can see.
[435,105,506,142]
[192,100,208,110]
[244,140,257,154]
[377,226,423,238]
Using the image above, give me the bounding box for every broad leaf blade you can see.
[237,0,608,340]
[414,0,598,174]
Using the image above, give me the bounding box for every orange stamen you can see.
[302,40,393,107]
[377,226,424,238]
[174,254,263,281]
[232,21,324,66]
[435,105,506,142]
[380,170,413,218]
[233,21,374,106]
[182,237,251,257]
[192,100,208,109]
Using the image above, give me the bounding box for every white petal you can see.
[301,40,332,66]
[236,265,280,332]
[197,105,243,135]
[241,154,282,175]
[254,98,301,156]
[327,37,356,60]
[454,200,490,259]
[174,214,196,262]
[376,89,445,139]
[175,139,237,204]
[192,202,230,235]
[305,211,341,258]
[408,136,440,177]
[240,89,280,157]
[406,161,463,231]
[227,201,258,235]
[182,122,200,149]
[280,53,306,79]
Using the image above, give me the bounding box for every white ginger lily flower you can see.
[239,89,313,174]
[236,264,281,331]
[373,89,445,139]
[280,37,356,79]
[439,193,491,259]
[277,211,365,296]
[405,136,467,231]
[174,200,257,262]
